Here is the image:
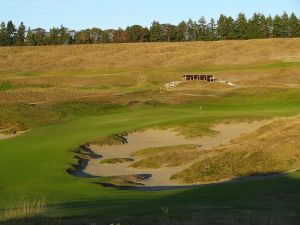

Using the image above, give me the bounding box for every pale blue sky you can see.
[0,0,299,30]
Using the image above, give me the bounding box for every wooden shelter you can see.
[182,74,216,82]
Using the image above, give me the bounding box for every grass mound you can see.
[100,158,134,164]
[89,133,128,146]
[172,117,300,183]
[130,145,204,169]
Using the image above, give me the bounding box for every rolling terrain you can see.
[1,39,300,224]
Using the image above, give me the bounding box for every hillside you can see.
[1,39,300,73]
[0,38,300,105]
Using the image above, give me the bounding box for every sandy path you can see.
[84,120,270,186]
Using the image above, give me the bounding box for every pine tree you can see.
[281,12,290,37]
[248,13,261,39]
[217,14,235,40]
[176,21,187,41]
[208,18,217,41]
[289,13,300,37]
[0,22,8,46]
[273,15,283,37]
[26,28,36,46]
[234,13,248,39]
[186,19,198,41]
[198,16,208,41]
[15,22,26,46]
[6,21,16,45]
[266,15,273,38]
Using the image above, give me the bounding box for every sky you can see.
[0,0,299,30]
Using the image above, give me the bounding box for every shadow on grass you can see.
[2,173,300,225]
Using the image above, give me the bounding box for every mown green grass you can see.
[1,89,300,223]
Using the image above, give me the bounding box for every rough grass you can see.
[1,39,300,74]
[89,134,128,146]
[1,39,300,105]
[0,195,47,222]
[100,158,134,164]
[130,145,206,169]
[172,117,300,183]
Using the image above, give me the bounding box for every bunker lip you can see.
[70,120,271,188]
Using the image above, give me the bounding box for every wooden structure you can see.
[182,74,216,82]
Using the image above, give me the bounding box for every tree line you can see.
[1,12,300,46]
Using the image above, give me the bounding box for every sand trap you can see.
[82,120,270,187]
[0,129,27,140]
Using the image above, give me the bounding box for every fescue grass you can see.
[172,117,300,183]
[0,195,47,222]
[100,158,134,164]
[130,145,202,168]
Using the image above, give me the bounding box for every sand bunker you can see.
[81,120,270,187]
[0,129,27,140]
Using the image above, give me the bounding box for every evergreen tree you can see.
[26,28,36,45]
[0,22,8,46]
[176,21,187,41]
[198,16,208,40]
[186,19,198,41]
[59,26,71,44]
[234,13,248,39]
[248,13,262,39]
[217,14,235,39]
[290,13,300,37]
[273,14,283,37]
[149,21,162,42]
[266,15,273,38]
[15,22,26,46]
[281,12,290,37]
[48,27,60,45]
[208,18,217,41]
[6,21,16,45]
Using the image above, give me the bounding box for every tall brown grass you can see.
[0,195,47,221]
[1,39,300,74]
